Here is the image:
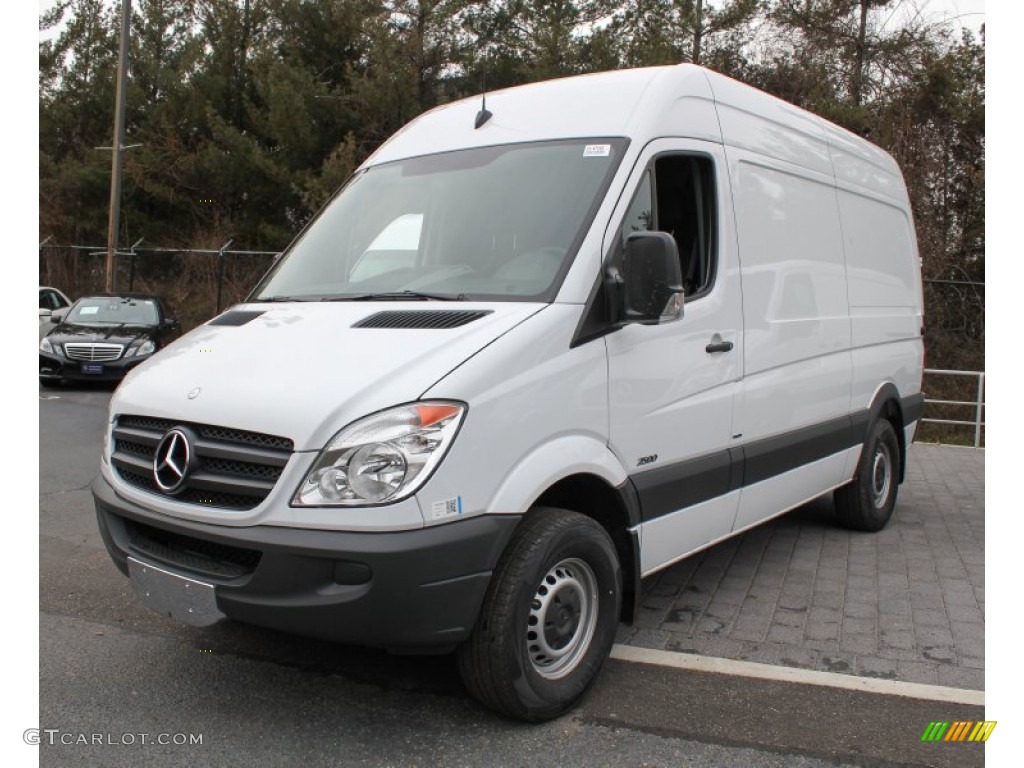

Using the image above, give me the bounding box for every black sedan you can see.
[39,293,179,387]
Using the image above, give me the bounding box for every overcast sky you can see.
[38,0,986,37]
[895,0,985,33]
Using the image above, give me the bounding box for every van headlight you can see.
[293,402,466,506]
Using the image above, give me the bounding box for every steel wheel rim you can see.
[526,557,599,680]
[871,442,892,508]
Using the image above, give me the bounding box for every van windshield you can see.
[253,139,625,302]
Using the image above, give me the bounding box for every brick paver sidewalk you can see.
[621,443,985,690]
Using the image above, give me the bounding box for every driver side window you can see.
[620,171,653,244]
[617,154,717,299]
[40,290,65,310]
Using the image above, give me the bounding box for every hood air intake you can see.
[208,310,266,327]
[353,310,492,330]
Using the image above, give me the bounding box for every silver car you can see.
[39,286,72,340]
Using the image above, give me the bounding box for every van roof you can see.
[363,64,905,205]
[365,66,678,165]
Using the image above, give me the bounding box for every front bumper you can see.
[93,475,520,652]
[40,351,145,381]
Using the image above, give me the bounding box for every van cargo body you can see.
[94,64,924,720]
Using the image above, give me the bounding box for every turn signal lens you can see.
[415,403,461,427]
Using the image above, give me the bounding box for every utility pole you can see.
[693,0,704,66]
[105,0,132,293]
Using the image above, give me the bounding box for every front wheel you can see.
[457,507,621,721]
[835,418,901,532]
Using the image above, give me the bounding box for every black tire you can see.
[457,507,621,721]
[835,418,901,532]
[39,377,61,389]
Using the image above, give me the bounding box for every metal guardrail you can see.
[921,368,985,448]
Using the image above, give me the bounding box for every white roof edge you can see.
[360,64,907,202]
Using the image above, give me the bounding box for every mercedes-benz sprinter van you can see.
[94,64,925,721]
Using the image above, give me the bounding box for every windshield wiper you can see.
[334,290,465,302]
[251,295,320,303]
[253,291,465,302]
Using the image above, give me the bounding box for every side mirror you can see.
[162,318,180,331]
[621,231,684,324]
[39,308,52,319]
[51,308,69,324]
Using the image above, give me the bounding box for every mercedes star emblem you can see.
[153,428,192,493]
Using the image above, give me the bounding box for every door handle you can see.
[705,340,734,354]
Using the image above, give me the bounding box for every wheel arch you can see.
[486,437,638,623]
[530,473,641,625]
[867,383,907,483]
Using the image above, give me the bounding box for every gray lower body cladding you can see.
[93,475,520,652]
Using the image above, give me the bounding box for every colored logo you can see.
[920,721,996,742]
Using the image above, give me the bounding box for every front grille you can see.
[202,457,283,480]
[117,415,294,451]
[65,342,124,361]
[112,414,294,511]
[123,517,262,579]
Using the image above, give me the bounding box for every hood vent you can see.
[353,310,492,330]
[208,310,266,327]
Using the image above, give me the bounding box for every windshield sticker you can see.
[430,495,463,520]
[583,144,611,157]
[79,306,99,315]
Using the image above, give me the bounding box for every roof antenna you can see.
[474,55,492,129]
[475,94,493,129]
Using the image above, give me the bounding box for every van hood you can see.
[111,302,544,451]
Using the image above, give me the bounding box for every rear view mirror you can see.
[51,308,69,324]
[39,308,52,319]
[622,231,684,324]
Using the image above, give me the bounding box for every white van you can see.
[94,64,924,721]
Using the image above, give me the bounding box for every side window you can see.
[619,170,653,245]
[618,155,716,298]
[40,290,61,310]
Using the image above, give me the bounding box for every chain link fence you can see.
[922,278,984,347]
[916,278,985,446]
[39,245,280,331]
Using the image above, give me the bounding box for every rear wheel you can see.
[835,418,900,532]
[457,507,620,721]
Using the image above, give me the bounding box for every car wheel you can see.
[39,377,62,389]
[835,418,901,532]
[457,507,621,721]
